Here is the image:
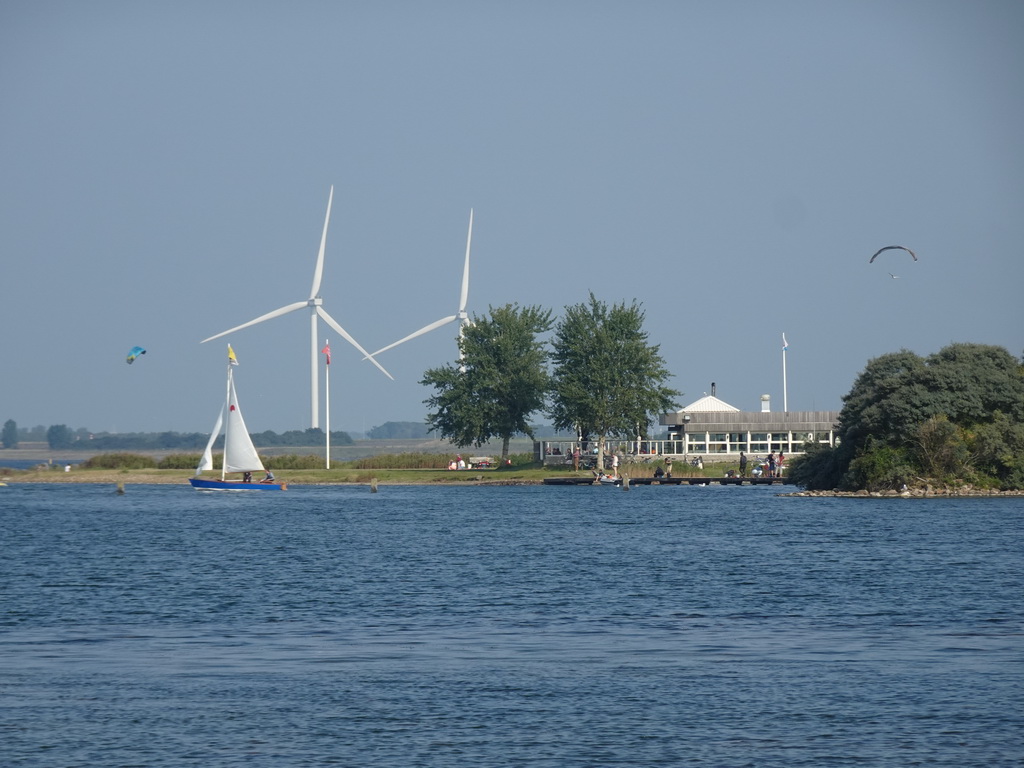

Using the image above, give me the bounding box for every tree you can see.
[835,349,928,460]
[367,421,431,440]
[2,419,17,449]
[548,293,680,470]
[46,424,74,450]
[421,303,553,460]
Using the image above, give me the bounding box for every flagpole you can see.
[324,338,331,469]
[782,333,789,413]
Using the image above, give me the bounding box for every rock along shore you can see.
[784,486,1024,498]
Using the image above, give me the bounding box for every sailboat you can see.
[189,345,287,491]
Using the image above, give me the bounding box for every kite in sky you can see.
[126,346,146,364]
[869,245,917,263]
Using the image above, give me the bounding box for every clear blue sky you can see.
[2,1,1022,436]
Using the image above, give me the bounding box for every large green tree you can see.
[367,421,431,440]
[790,343,1024,490]
[46,424,73,450]
[2,419,17,449]
[548,293,680,470]
[421,303,553,460]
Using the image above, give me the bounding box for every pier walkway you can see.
[543,476,794,486]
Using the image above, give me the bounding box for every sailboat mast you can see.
[222,361,233,481]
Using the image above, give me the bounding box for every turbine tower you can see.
[201,186,392,429]
[367,208,474,361]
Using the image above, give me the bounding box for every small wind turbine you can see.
[201,186,392,429]
[366,209,474,362]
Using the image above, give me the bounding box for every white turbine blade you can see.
[316,306,394,380]
[365,315,457,359]
[309,185,334,299]
[200,301,308,343]
[459,208,473,312]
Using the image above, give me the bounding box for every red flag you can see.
[321,342,331,365]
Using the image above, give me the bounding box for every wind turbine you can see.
[201,186,392,429]
[367,209,474,362]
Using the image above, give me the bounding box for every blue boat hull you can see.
[189,477,287,491]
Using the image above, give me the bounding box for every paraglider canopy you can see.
[126,346,146,364]
[869,245,917,263]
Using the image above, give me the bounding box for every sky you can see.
[2,0,1022,437]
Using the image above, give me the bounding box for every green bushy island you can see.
[787,343,1024,493]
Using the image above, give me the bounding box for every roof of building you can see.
[677,395,741,413]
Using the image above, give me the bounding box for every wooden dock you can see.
[543,476,793,486]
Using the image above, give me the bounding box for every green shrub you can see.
[347,453,451,469]
[158,454,203,469]
[504,452,536,468]
[843,444,914,491]
[914,415,971,481]
[787,446,844,490]
[968,411,1024,489]
[82,453,158,469]
[158,453,330,470]
[263,454,327,470]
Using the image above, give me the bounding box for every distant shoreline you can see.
[4,469,1022,496]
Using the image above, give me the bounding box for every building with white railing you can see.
[537,392,839,465]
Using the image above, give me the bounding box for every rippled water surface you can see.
[2,483,1022,766]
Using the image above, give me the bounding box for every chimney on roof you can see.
[711,382,716,397]
[761,394,771,413]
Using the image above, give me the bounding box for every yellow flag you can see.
[227,345,239,366]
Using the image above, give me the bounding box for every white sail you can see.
[195,407,224,475]
[223,375,265,474]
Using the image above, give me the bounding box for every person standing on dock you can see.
[767,452,777,478]
[739,451,748,477]
[572,446,580,471]
[665,455,673,478]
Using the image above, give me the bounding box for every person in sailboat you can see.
[262,470,275,483]
[243,471,253,483]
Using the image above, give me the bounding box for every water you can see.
[2,483,1021,767]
